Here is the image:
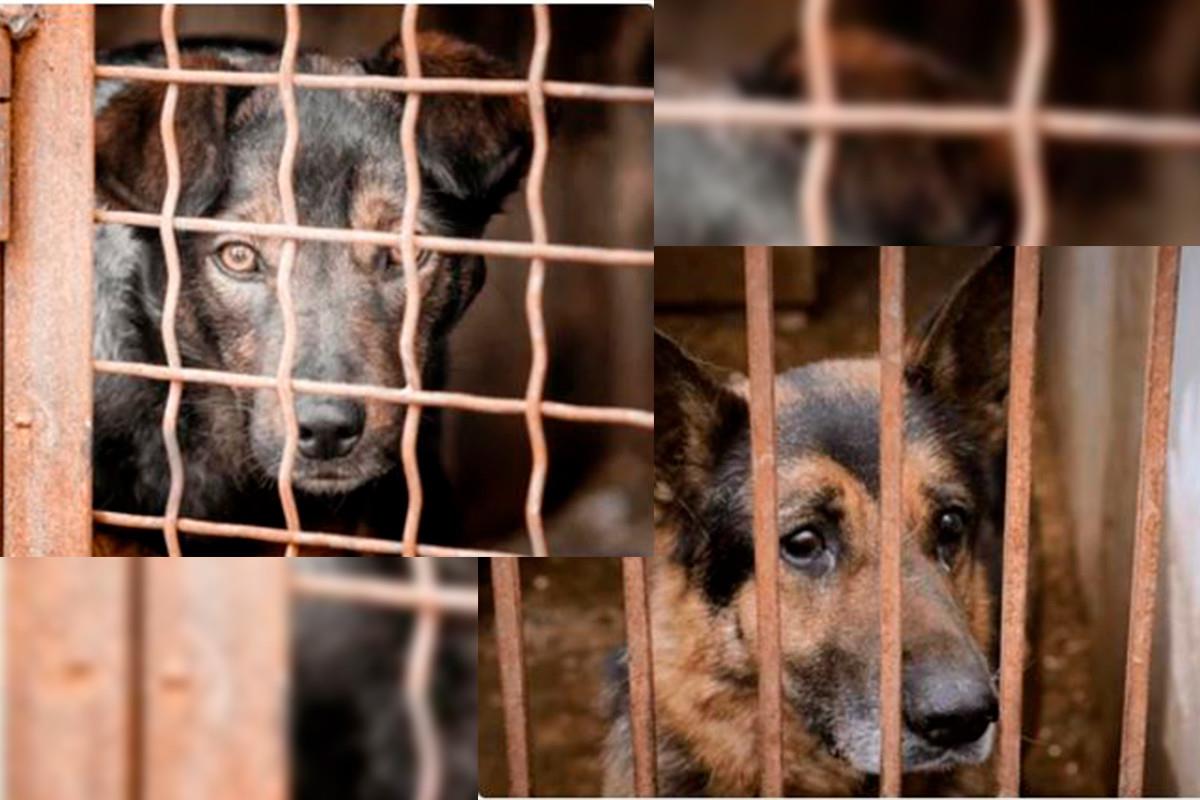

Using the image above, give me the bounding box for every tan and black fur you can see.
[608,251,1022,796]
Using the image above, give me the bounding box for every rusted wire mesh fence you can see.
[3,3,652,556]
[654,0,1200,244]
[489,245,1181,798]
[6,558,476,800]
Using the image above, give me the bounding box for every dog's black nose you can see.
[296,399,365,460]
[904,659,998,749]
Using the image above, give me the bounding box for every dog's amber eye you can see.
[216,241,260,275]
[935,508,968,568]
[781,527,828,572]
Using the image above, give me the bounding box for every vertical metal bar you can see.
[7,559,134,800]
[492,558,533,796]
[996,246,1041,795]
[621,557,658,797]
[158,5,186,556]
[800,0,835,245]
[1117,245,1181,797]
[275,4,304,554]
[405,558,443,800]
[522,6,553,556]
[744,245,784,797]
[141,559,290,800]
[878,247,904,796]
[1013,0,1052,244]
[3,5,94,555]
[397,4,427,556]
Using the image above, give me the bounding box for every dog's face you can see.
[655,251,1015,778]
[95,36,531,494]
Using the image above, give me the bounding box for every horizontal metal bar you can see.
[93,360,653,429]
[95,209,653,267]
[94,64,653,104]
[291,570,477,614]
[92,510,513,556]
[656,99,1200,146]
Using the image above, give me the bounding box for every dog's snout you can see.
[296,398,365,460]
[903,658,998,750]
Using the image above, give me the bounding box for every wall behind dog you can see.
[1040,247,1199,795]
[96,5,653,549]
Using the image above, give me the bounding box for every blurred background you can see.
[655,0,1200,244]
[96,5,653,554]
[3,557,477,800]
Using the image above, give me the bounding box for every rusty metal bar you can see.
[621,557,658,797]
[0,27,11,242]
[274,5,304,555]
[491,557,534,796]
[1012,0,1051,245]
[655,100,1200,148]
[94,209,653,266]
[93,360,652,428]
[291,569,478,614]
[93,509,512,556]
[1117,245,1182,797]
[142,559,289,800]
[94,64,653,104]
[522,5,553,557]
[7,559,134,800]
[3,4,94,554]
[397,4,426,557]
[744,245,784,797]
[878,247,905,796]
[996,246,1042,795]
[157,4,186,556]
[799,0,835,245]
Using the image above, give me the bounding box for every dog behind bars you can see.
[607,251,1024,795]
[91,34,533,553]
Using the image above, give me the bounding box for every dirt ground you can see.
[479,253,1111,796]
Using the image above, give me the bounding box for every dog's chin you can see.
[257,455,390,497]
[836,722,996,776]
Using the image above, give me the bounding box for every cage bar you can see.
[1012,0,1051,245]
[3,5,94,554]
[1117,245,1182,797]
[996,246,1041,795]
[492,558,534,796]
[621,557,658,797]
[142,559,290,800]
[404,558,443,800]
[878,247,905,796]
[744,245,785,797]
[799,0,835,246]
[6,559,134,800]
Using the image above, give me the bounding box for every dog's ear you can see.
[367,32,534,229]
[96,55,246,216]
[655,331,747,508]
[906,247,1015,449]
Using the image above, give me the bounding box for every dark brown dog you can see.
[92,34,532,552]
[608,251,1019,795]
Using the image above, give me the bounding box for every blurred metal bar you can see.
[799,0,835,245]
[291,568,478,614]
[405,558,442,800]
[996,246,1042,795]
[142,559,289,800]
[878,247,904,796]
[622,557,658,796]
[3,4,94,554]
[744,245,784,796]
[1118,245,1181,797]
[492,558,533,796]
[7,559,134,800]
[1012,0,1051,244]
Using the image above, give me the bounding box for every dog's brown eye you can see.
[935,509,968,568]
[216,242,260,275]
[379,247,433,274]
[781,527,826,569]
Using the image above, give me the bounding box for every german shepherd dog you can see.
[92,34,532,552]
[608,251,1017,795]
